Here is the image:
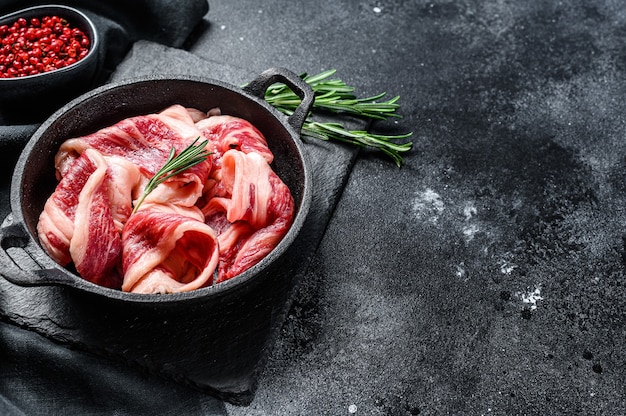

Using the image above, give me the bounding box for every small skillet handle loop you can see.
[0,221,42,286]
[243,67,315,133]
[0,220,73,287]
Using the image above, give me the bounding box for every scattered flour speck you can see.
[517,286,544,310]
[462,202,479,242]
[456,263,468,281]
[413,188,444,224]
[498,257,517,274]
[463,203,477,220]
[463,224,480,242]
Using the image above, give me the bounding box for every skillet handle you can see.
[243,67,315,133]
[0,220,75,287]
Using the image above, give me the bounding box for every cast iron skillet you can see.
[0,67,314,303]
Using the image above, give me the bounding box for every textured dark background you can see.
[2,0,626,415]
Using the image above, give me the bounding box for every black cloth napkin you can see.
[0,0,209,167]
[0,322,229,415]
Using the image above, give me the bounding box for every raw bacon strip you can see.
[104,155,142,231]
[197,114,274,164]
[197,114,274,207]
[55,105,204,177]
[39,153,90,266]
[71,150,123,288]
[38,149,123,288]
[54,105,213,208]
[202,196,255,280]
[157,105,207,140]
[202,149,294,282]
[55,115,175,179]
[140,146,212,208]
[121,203,219,294]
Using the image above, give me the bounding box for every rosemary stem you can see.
[132,137,210,214]
[261,69,414,166]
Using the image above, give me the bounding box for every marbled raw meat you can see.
[201,149,294,282]
[196,114,274,165]
[104,155,142,231]
[38,149,123,288]
[55,105,212,208]
[122,203,219,294]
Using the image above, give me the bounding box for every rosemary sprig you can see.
[262,69,413,166]
[132,137,210,214]
[265,69,403,120]
[302,121,414,168]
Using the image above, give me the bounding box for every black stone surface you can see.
[2,0,626,415]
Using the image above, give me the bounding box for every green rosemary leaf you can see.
[301,121,413,167]
[132,137,210,214]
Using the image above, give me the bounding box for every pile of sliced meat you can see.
[37,105,295,294]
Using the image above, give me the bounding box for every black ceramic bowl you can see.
[0,4,100,107]
[0,68,314,404]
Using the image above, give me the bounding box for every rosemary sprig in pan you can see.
[262,69,413,166]
[132,137,210,214]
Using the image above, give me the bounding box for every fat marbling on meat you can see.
[201,149,294,282]
[38,149,124,288]
[122,202,219,293]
